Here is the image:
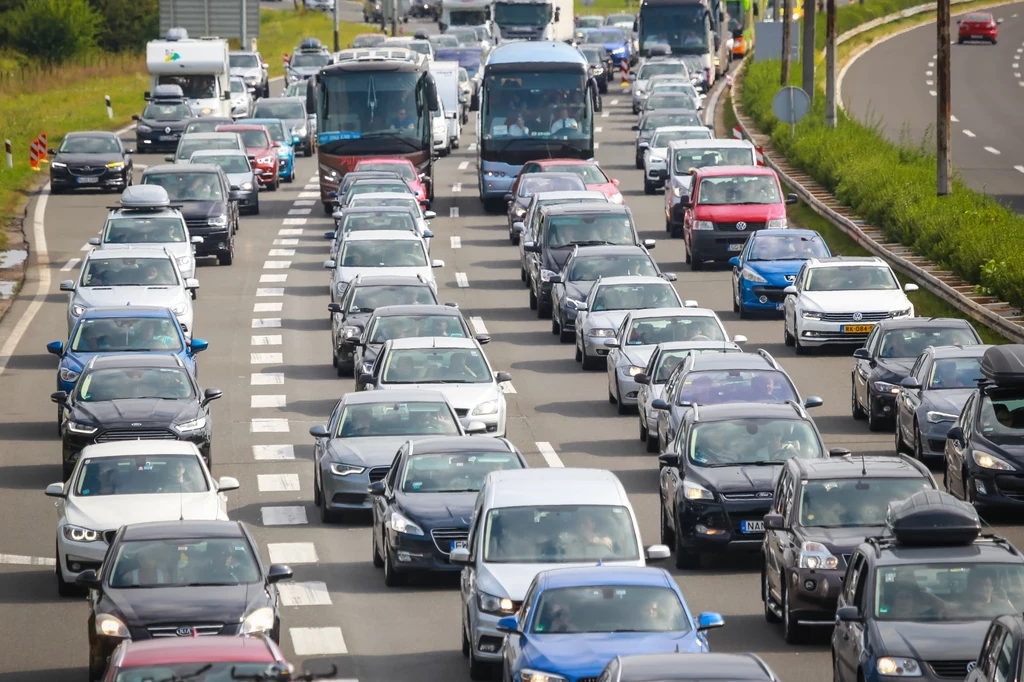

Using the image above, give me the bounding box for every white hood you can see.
[387,382,498,411]
[583,309,629,332]
[479,558,643,600]
[65,492,225,532]
[74,286,189,311]
[801,289,912,314]
[338,266,435,286]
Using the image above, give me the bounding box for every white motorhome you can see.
[440,0,493,32]
[146,33,231,118]
[429,60,463,150]
[493,0,573,42]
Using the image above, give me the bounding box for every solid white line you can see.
[273,238,299,246]
[251,394,286,408]
[536,441,563,468]
[610,99,619,104]
[297,191,319,198]
[455,272,469,287]
[260,274,288,283]
[963,130,976,137]
[253,318,282,328]
[254,302,283,312]
[278,228,304,236]
[452,183,462,192]
[250,353,283,364]
[279,581,332,606]
[261,506,307,525]
[268,542,318,564]
[450,236,461,249]
[293,200,316,206]
[288,208,311,216]
[984,146,1001,155]
[282,218,307,225]
[253,444,295,460]
[256,288,285,296]
[0,554,56,566]
[251,418,289,433]
[1015,165,1024,173]
[289,627,347,655]
[499,382,517,394]
[470,316,488,335]
[268,249,295,257]
[303,184,319,191]
[263,261,291,269]
[257,473,300,492]
[251,335,283,346]
[450,206,459,218]
[251,373,284,385]
[60,258,80,272]
[458,161,469,170]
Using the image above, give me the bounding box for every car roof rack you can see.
[755,348,781,370]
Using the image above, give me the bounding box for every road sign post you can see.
[772,85,810,137]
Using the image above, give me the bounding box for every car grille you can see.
[68,165,107,177]
[713,221,765,231]
[185,218,211,232]
[720,492,772,500]
[96,429,177,442]
[454,408,469,418]
[368,466,389,483]
[927,439,946,453]
[994,474,1024,500]
[577,678,599,682]
[751,286,787,303]
[928,661,973,679]
[431,527,469,555]
[818,311,889,322]
[148,623,223,638]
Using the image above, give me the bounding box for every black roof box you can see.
[300,37,322,50]
[885,490,980,546]
[981,345,1024,386]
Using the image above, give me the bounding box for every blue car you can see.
[729,229,831,318]
[238,117,297,183]
[497,566,724,682]
[583,28,632,67]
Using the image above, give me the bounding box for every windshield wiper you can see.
[571,240,616,246]
[157,663,212,682]
[358,131,422,152]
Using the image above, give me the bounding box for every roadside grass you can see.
[580,0,640,16]
[253,8,374,79]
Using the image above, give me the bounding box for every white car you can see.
[324,230,443,303]
[631,58,691,113]
[432,100,450,156]
[229,76,254,119]
[642,125,713,194]
[46,440,239,596]
[782,256,919,354]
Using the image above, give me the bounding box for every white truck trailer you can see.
[429,60,464,149]
[493,0,573,42]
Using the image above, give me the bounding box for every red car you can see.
[354,157,430,208]
[514,158,624,204]
[958,12,1000,43]
[217,124,280,190]
[681,165,797,270]
[102,635,289,681]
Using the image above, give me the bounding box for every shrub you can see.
[6,0,101,63]
[88,0,159,53]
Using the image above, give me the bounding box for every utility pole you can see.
[936,0,952,195]
[391,0,399,36]
[825,0,836,126]
[780,0,791,84]
[333,0,340,50]
[801,0,814,102]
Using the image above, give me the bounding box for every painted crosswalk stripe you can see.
[254,302,283,312]
[279,581,332,606]
[250,353,283,364]
[273,238,299,246]
[458,161,469,170]
[253,318,282,328]
[499,382,517,394]
[251,394,286,408]
[257,473,301,492]
[283,218,307,225]
[455,272,469,287]
[303,184,319,191]
[251,335,283,346]
[288,208,312,216]
[251,418,289,433]
[268,249,295,257]
[251,373,284,386]
[289,627,347,655]
[298,191,319,198]
[260,274,288,283]
[268,542,318,564]
[263,261,291,269]
[452,183,462,192]
[450,236,461,249]
[256,288,285,296]
[253,444,295,460]
[60,258,80,272]
[261,506,307,525]
[278,228,304,236]
[293,199,316,207]
[536,441,564,468]
[450,206,459,218]
[0,554,56,566]
[470,316,488,335]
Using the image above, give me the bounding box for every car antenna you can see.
[860,452,867,476]
[179,478,185,521]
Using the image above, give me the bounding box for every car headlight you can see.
[200,108,215,116]
[170,303,188,316]
[136,124,152,133]
[876,658,922,677]
[797,540,839,569]
[319,164,340,180]
[257,156,275,165]
[626,365,644,377]
[343,326,361,339]
[973,450,1014,470]
[766,218,788,229]
[683,480,713,501]
[635,87,646,95]
[889,308,912,318]
[873,381,900,395]
[277,146,290,157]
[173,416,207,434]
[67,421,98,435]
[240,607,276,635]
[293,126,308,137]
[59,367,80,383]
[513,207,526,218]
[95,614,130,638]
[176,255,192,268]
[240,181,253,191]
[389,510,425,536]
[801,310,822,320]
[926,411,957,423]
[472,400,498,416]
[106,161,125,169]
[539,269,557,283]
[71,303,87,317]
[51,161,67,169]
[649,156,665,166]
[63,524,102,542]
[208,215,228,227]
[588,327,616,338]
[609,192,624,204]
[329,462,365,477]
[565,297,585,310]
[478,592,516,615]
[519,671,568,682]
[693,220,714,230]
[336,281,349,295]
[741,266,767,284]
[672,186,686,197]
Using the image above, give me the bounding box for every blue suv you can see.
[729,229,830,318]
[238,117,296,183]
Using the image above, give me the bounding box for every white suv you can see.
[782,257,919,354]
[642,125,713,194]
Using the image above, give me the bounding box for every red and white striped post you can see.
[4,139,12,169]
[733,126,743,140]
[37,132,48,165]
[755,147,765,165]
[29,138,40,171]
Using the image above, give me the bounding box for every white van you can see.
[451,468,669,678]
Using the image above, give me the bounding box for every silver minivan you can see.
[451,468,669,678]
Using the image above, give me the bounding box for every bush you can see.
[88,0,159,53]
[6,0,101,63]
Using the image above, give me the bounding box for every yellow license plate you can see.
[841,324,874,334]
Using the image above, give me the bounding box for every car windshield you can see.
[546,215,633,248]
[233,129,271,147]
[650,84,690,94]
[115,663,271,682]
[645,93,698,110]
[60,137,120,154]
[76,367,194,402]
[401,452,523,493]
[177,138,241,159]
[350,196,419,210]
[103,217,187,244]
[371,315,466,343]
[335,401,461,437]
[241,120,288,143]
[357,162,416,182]
[341,211,416,233]
[81,256,179,286]
[676,369,797,405]
[184,119,232,134]
[964,12,993,20]
[592,284,680,311]
[483,505,639,563]
[142,103,191,121]
[799,478,933,528]
[340,240,427,267]
[651,129,709,147]
[193,154,250,174]
[349,285,435,313]
[927,357,983,389]
[804,265,898,291]
[568,255,658,281]
[979,391,1024,444]
[577,16,604,27]
[674,147,755,172]
[689,418,821,466]
[75,454,208,496]
[253,100,305,119]
[345,183,412,202]
[586,29,625,43]
[642,112,702,131]
[531,585,688,634]
[108,538,260,588]
[292,53,331,67]
[409,42,431,56]
[877,328,979,359]
[143,172,224,201]
[580,47,606,64]
[626,317,725,345]
[70,317,183,352]
[607,14,634,24]
[546,164,609,184]
[157,75,215,99]
[697,175,781,205]
[749,234,829,260]
[519,175,587,197]
[432,35,459,47]
[639,63,687,79]
[230,79,246,93]
[653,348,737,382]
[353,34,386,47]
[874,564,1024,621]
[382,348,491,384]
[229,54,260,67]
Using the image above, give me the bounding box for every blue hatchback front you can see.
[730,229,831,316]
[498,566,723,682]
[238,117,296,183]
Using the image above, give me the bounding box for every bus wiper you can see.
[359,131,422,152]
[572,240,614,246]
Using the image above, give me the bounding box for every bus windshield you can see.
[317,70,429,155]
[639,4,711,55]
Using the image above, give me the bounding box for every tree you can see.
[88,0,159,53]
[7,0,100,63]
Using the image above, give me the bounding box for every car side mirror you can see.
[783,285,798,295]
[829,448,851,457]
[643,239,656,249]
[604,338,619,348]
[202,388,223,406]
[88,238,100,246]
[651,398,669,411]
[997,18,1003,23]
[512,221,525,234]
[217,476,240,492]
[631,124,640,131]
[164,155,175,162]
[125,148,135,154]
[368,480,386,496]
[645,545,671,562]
[728,257,740,267]
[424,210,437,220]
[634,373,650,385]
[432,259,445,268]
[323,260,336,269]
[76,569,101,590]
[662,273,677,282]
[449,547,471,565]
[46,341,64,356]
[611,178,620,186]
[267,564,293,584]
[229,190,246,202]
[786,193,798,205]
[658,452,679,468]
[476,334,491,344]
[657,169,668,180]
[946,426,964,442]
[503,193,513,203]
[904,283,919,292]
[732,335,747,344]
[549,274,562,284]
[901,377,921,389]
[191,235,204,244]
[51,391,68,404]
[956,19,961,23]
[273,141,282,147]
[324,231,336,241]
[804,396,823,409]
[45,482,66,498]
[189,339,209,354]
[423,230,434,239]
[328,303,342,314]
[465,421,488,434]
[496,615,520,633]
[853,348,870,359]
[309,424,330,438]
[836,606,862,623]
[59,280,75,292]
[523,241,540,253]
[697,612,725,631]
[359,373,375,387]
[185,278,199,290]
[131,114,140,121]
[764,512,784,530]
[495,371,512,383]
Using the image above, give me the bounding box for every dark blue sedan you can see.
[584,28,632,67]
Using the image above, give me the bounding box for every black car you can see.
[505,172,587,235]
[579,45,611,93]
[550,244,672,344]
[853,318,981,431]
[49,131,134,195]
[78,520,292,681]
[965,614,1024,682]
[603,653,781,682]
[132,85,196,154]
[327,274,440,376]
[51,354,221,478]
[832,490,1024,682]
[633,109,705,169]
[369,436,527,586]
[761,454,936,643]
[945,344,1024,509]
[141,164,241,266]
[658,401,830,569]
[524,204,654,318]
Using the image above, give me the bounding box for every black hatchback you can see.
[49,132,134,194]
[132,86,196,153]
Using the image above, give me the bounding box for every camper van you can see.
[146,30,231,118]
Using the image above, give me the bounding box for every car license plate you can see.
[841,324,874,334]
[76,176,98,184]
[741,520,764,533]
[158,135,176,141]
[775,303,784,311]
[728,243,744,251]
[450,540,467,551]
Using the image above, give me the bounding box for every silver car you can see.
[323,231,443,303]
[642,125,713,194]
[342,192,436,224]
[328,206,435,257]
[61,248,198,339]
[168,132,245,164]
[229,76,254,119]
[228,50,269,97]
[631,58,691,113]
[514,190,607,263]
[188,149,259,216]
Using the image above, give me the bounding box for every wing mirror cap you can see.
[164,155,175,162]
[603,338,619,348]
[732,335,747,344]
[189,338,209,354]
[432,259,445,268]
[229,190,246,202]
[51,390,68,404]
[495,371,512,383]
[836,606,862,623]
[423,229,434,239]
[803,396,823,408]
[658,452,679,468]
[785,193,799,205]
[191,235,204,244]
[359,373,375,387]
[697,612,725,631]
[449,547,471,564]
[88,238,100,246]
[904,283,919,292]
[217,476,240,492]
[634,373,650,385]
[309,424,330,438]
[853,348,870,359]
[46,341,64,356]
[651,398,669,410]
[496,615,520,633]
[424,210,437,220]
[829,448,851,457]
[368,480,386,496]
[764,512,784,530]
[323,259,336,269]
[202,387,223,405]
[643,239,656,249]
[503,193,514,203]
[549,274,562,284]
[324,231,336,240]
[76,569,101,589]
[464,420,488,434]
[45,482,66,498]
[783,285,798,295]
[946,426,964,441]
[901,377,921,389]
[327,302,342,314]
[512,221,525,234]
[476,334,491,344]
[631,124,640,131]
[185,278,199,290]
[645,544,670,562]
[523,241,540,253]
[267,564,293,584]
[728,256,740,267]
[657,169,669,180]
[59,280,76,291]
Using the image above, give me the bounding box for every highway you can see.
[841,1,1024,212]
[3,30,1024,682]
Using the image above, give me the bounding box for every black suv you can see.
[761,453,936,643]
[852,317,981,431]
[657,401,832,570]
[965,614,1024,682]
[133,84,196,154]
[832,489,1024,682]
[524,204,654,318]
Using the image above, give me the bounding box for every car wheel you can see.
[372,526,384,568]
[575,342,583,363]
[324,203,333,216]
[782,583,806,643]
[520,265,526,282]
[529,287,537,310]
[794,332,808,355]
[914,422,926,461]
[383,542,406,587]
[616,385,629,415]
[559,321,573,344]
[784,320,795,347]
[537,299,551,319]
[851,380,866,420]
[461,616,471,657]
[659,503,674,546]
[690,251,703,271]
[867,398,885,432]
[581,347,601,371]
[551,315,560,336]
[674,519,700,569]
[636,155,644,170]
[218,238,234,266]
[252,201,260,215]
[608,388,617,405]
[468,646,491,681]
[763,567,781,623]
[319,493,338,524]
[599,81,608,94]
[643,180,655,195]
[55,546,78,598]
[958,37,964,44]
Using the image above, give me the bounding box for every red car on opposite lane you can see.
[354,157,430,208]
[217,124,280,191]
[513,158,624,204]
[957,12,1001,43]
[102,635,290,681]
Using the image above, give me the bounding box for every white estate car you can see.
[642,125,713,194]
[46,440,239,596]
[782,256,919,354]
[324,230,444,303]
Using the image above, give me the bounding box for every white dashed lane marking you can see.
[274,238,299,246]
[984,146,1001,155]
[251,373,284,385]
[251,418,289,433]
[470,316,489,335]
[282,218,307,225]
[256,288,285,297]
[451,236,461,249]
[288,208,312,216]
[251,335,282,346]
[279,228,304,236]
[468,142,477,151]
[252,318,282,328]
[260,274,288,283]
[929,90,937,97]
[263,261,291,269]
[610,99,619,104]
[298,191,319,198]
[289,627,347,655]
[452,183,462,192]
[251,394,286,408]
[951,115,959,122]
[257,473,301,492]
[601,111,609,118]
[268,542,318,564]
[926,80,934,86]
[60,258,80,272]
[250,353,283,364]
[455,272,469,287]
[963,130,976,137]
[0,554,56,566]
[253,444,295,460]
[450,206,459,218]
[294,200,316,207]
[536,441,564,468]
[926,70,933,76]
[279,582,332,606]
[261,506,307,525]
[254,302,283,312]
[268,249,295,257]
[499,382,517,394]
[458,161,469,170]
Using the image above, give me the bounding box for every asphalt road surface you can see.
[3,53,1023,682]
[841,1,1024,212]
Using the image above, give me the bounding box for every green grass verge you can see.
[254,8,375,80]
[578,0,640,16]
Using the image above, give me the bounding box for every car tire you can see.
[644,180,655,195]
[528,287,537,310]
[520,265,526,282]
[468,647,491,681]
[957,37,964,43]
[559,321,573,344]
[336,361,353,378]
[372,527,384,568]
[636,155,644,170]
[218,237,234,266]
[690,252,703,271]
[599,81,608,94]
[762,567,781,623]
[252,201,260,215]
[581,347,601,371]
[461,616,471,657]
[608,388,617,405]
[383,543,406,587]
[324,203,333,216]
[674,520,700,569]
[537,299,551,319]
[645,423,659,453]
[914,422,926,461]
[782,583,807,643]
[56,546,78,598]
[660,503,674,546]
[867,398,885,432]
[510,232,519,246]
[319,493,338,524]
[551,315,560,336]
[616,388,629,415]
[575,343,583,363]
[784,320,795,347]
